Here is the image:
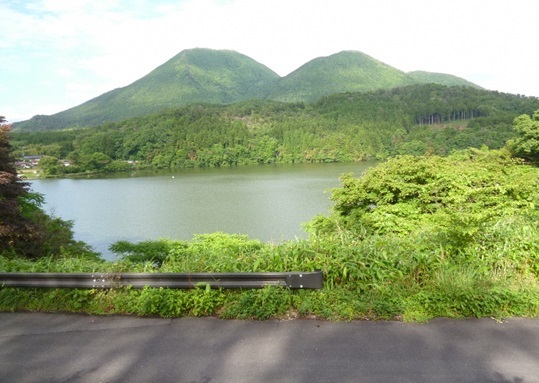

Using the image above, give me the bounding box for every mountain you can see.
[15,48,279,130]
[407,70,481,89]
[14,49,482,131]
[264,51,416,102]
[266,51,483,102]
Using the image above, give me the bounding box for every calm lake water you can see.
[30,162,376,259]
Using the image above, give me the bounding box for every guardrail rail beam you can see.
[0,271,323,290]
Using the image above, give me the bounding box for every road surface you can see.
[1,313,538,382]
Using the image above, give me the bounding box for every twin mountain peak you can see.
[17,48,480,130]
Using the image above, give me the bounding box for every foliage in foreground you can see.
[2,148,539,321]
[2,225,539,321]
[0,120,101,260]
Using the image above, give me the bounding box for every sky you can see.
[1,0,538,123]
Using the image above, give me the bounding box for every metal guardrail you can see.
[0,271,323,289]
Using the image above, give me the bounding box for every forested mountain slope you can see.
[264,51,415,102]
[407,71,481,88]
[11,85,539,176]
[14,49,481,131]
[14,49,279,131]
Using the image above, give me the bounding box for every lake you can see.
[30,162,375,259]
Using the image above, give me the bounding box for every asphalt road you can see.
[1,313,538,383]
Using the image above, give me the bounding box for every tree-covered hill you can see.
[13,49,483,132]
[407,71,482,89]
[314,84,530,125]
[11,84,539,176]
[14,49,279,131]
[263,50,415,102]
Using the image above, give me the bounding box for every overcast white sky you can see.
[1,0,538,122]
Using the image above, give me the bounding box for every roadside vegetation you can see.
[2,110,539,322]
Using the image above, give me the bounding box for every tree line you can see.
[9,84,539,176]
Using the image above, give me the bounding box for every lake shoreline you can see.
[30,162,377,259]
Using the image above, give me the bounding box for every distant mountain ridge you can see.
[407,71,479,88]
[266,50,416,102]
[14,48,482,131]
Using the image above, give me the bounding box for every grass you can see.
[2,226,539,321]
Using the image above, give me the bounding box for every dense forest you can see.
[10,84,539,176]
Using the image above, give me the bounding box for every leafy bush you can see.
[508,110,539,161]
[322,149,538,244]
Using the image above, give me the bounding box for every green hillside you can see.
[14,49,484,131]
[408,70,482,88]
[14,49,279,130]
[265,51,415,102]
[12,84,539,176]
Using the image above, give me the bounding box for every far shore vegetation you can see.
[10,85,539,178]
